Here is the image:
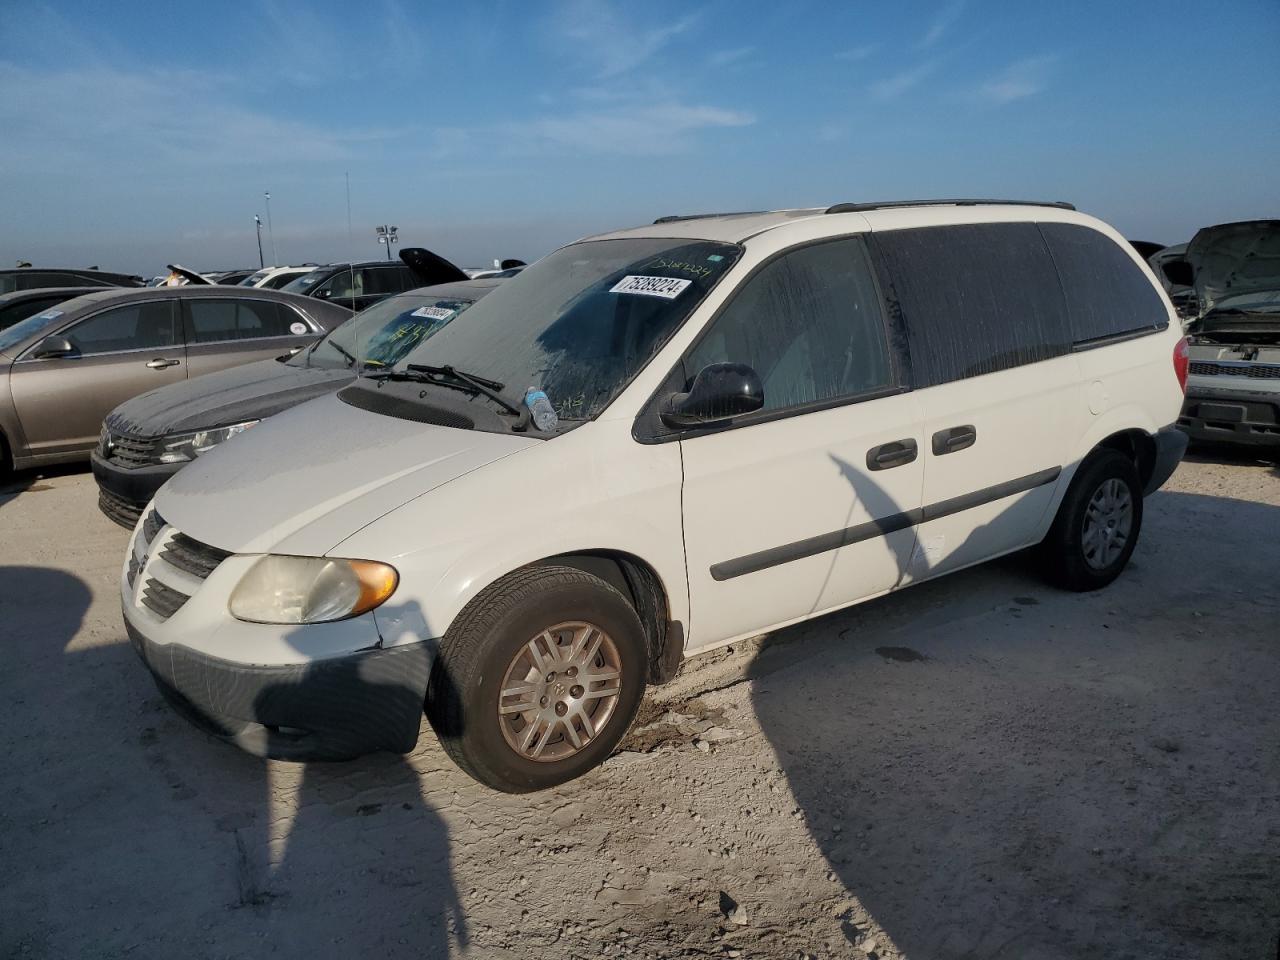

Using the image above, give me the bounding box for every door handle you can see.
[931,424,977,456]
[866,438,918,471]
[146,358,181,370]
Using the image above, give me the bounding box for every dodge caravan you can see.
[120,200,1189,792]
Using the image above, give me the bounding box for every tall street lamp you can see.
[375,225,399,261]
[254,215,264,269]
[264,191,278,266]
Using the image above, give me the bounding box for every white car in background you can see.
[238,266,317,290]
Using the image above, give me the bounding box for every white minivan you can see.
[120,200,1190,792]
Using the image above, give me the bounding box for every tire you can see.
[1039,448,1144,591]
[425,564,648,793]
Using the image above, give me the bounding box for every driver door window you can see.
[64,301,179,355]
[686,237,892,414]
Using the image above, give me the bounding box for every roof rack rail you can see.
[653,211,766,224]
[825,198,1075,214]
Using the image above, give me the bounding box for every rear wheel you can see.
[1039,448,1143,591]
[426,565,648,793]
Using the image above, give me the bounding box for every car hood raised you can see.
[1186,220,1280,314]
[156,392,538,556]
[106,358,353,437]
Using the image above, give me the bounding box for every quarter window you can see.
[871,222,1070,387]
[64,301,178,355]
[1039,222,1169,344]
[686,237,892,413]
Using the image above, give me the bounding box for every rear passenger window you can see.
[686,237,892,413]
[1039,222,1168,345]
[186,299,301,343]
[871,222,1069,387]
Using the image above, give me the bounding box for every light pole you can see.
[254,215,264,269]
[264,191,278,266]
[375,224,399,261]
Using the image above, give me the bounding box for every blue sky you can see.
[1,0,1277,275]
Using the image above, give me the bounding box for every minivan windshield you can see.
[295,292,477,371]
[386,238,741,421]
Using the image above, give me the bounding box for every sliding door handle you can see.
[931,425,977,455]
[867,438,918,471]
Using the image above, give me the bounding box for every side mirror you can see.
[660,362,764,428]
[1161,258,1194,288]
[31,335,76,360]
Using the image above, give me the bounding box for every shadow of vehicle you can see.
[747,478,1280,959]
[0,462,89,510]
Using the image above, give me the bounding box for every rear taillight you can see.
[1173,336,1190,394]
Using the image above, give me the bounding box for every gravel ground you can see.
[1,449,1277,960]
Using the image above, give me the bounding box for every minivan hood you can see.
[105,357,352,437]
[1186,220,1280,314]
[156,393,538,555]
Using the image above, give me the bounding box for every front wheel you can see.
[426,565,648,793]
[1038,448,1144,591]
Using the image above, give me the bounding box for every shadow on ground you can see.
[748,489,1280,959]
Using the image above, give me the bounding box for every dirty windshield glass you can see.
[390,238,741,420]
[297,293,475,370]
[282,269,328,293]
[0,309,66,354]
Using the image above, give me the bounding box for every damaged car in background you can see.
[1177,220,1280,447]
[94,274,503,526]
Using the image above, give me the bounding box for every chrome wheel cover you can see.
[1082,477,1133,570]
[497,621,623,762]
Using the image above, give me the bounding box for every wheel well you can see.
[532,551,682,685]
[0,427,10,476]
[1096,429,1156,488]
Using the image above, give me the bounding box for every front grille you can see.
[141,578,190,619]
[131,514,230,623]
[99,488,144,529]
[1189,361,1280,379]
[107,433,159,468]
[161,533,232,579]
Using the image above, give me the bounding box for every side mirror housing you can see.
[31,335,76,360]
[660,362,764,428]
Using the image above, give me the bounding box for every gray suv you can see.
[0,286,350,477]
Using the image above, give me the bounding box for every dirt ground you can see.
[1,448,1277,960]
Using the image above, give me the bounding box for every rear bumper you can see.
[1145,425,1188,495]
[126,615,432,761]
[1178,389,1280,447]
[91,451,179,527]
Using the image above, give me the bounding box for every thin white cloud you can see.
[870,60,940,100]
[552,0,700,78]
[918,0,965,50]
[709,46,754,67]
[499,103,755,156]
[835,43,878,62]
[975,55,1059,104]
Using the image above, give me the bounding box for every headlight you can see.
[229,555,398,624]
[157,420,259,464]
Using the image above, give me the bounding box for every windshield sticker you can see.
[610,275,693,300]
[289,321,308,335]
[707,254,724,262]
[411,305,457,321]
[641,256,714,280]
[35,309,64,321]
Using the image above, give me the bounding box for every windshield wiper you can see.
[324,339,358,367]
[367,363,530,427]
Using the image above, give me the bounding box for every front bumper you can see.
[126,616,432,761]
[1178,389,1280,447]
[1144,425,1188,495]
[91,451,180,528]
